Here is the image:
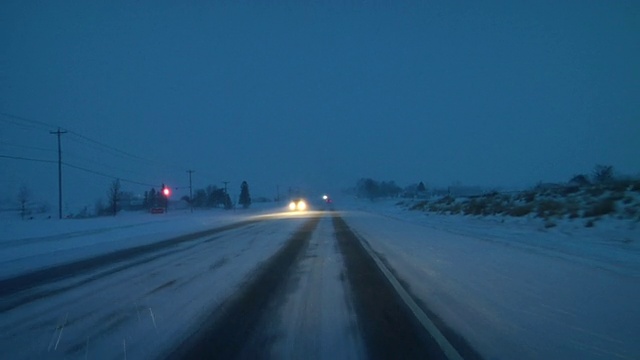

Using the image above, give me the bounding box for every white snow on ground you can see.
[1,199,639,359]
[0,204,307,359]
[342,198,640,360]
[0,205,280,278]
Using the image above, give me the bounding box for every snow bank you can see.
[340,198,640,359]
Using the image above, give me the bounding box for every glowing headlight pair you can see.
[289,200,307,211]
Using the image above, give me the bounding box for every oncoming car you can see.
[288,198,307,211]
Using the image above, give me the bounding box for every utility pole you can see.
[50,127,67,219]
[187,170,194,213]
[222,181,229,194]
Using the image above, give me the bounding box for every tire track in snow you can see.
[266,215,365,359]
[167,215,322,359]
[0,219,262,310]
[166,212,482,359]
[0,219,300,359]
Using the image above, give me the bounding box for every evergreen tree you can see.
[224,193,233,210]
[239,181,251,209]
[148,188,157,208]
[417,181,427,192]
[192,189,207,208]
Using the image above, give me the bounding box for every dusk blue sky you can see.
[1,1,639,211]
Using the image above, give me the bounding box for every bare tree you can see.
[593,165,614,184]
[17,183,30,220]
[107,179,121,216]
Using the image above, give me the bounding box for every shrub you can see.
[450,203,462,214]
[536,200,564,218]
[409,201,428,211]
[609,191,625,201]
[583,198,616,217]
[509,205,533,217]
[585,219,595,227]
[490,201,508,215]
[436,196,455,205]
[586,186,606,197]
[592,165,614,184]
[565,199,581,219]
[624,206,638,218]
[569,174,591,186]
[609,179,633,192]
[515,192,536,203]
[526,192,537,202]
[463,199,489,215]
[561,186,580,195]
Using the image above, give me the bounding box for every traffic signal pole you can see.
[162,184,168,213]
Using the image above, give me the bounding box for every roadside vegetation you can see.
[398,166,640,228]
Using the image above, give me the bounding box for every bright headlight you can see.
[289,202,297,211]
[297,201,307,211]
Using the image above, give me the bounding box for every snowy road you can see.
[0,210,469,359]
[3,204,636,359]
[0,215,306,359]
[168,213,471,359]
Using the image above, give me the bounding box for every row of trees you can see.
[569,165,615,186]
[103,180,252,216]
[355,178,402,200]
[188,185,233,209]
[352,165,624,202]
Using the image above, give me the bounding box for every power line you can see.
[67,130,162,166]
[0,116,43,131]
[1,111,186,172]
[1,154,160,188]
[1,111,192,189]
[0,111,59,130]
[65,130,187,174]
[0,141,56,153]
[64,134,187,177]
[0,154,57,164]
[62,163,160,187]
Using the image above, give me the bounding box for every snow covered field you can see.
[343,199,640,359]
[0,205,282,278]
[0,204,307,359]
[1,199,639,359]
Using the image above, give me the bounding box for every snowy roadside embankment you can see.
[0,204,310,359]
[341,198,640,360]
[0,204,283,279]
